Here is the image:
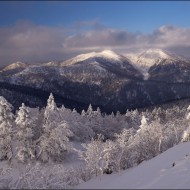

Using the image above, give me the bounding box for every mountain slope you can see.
[127,49,190,81]
[0,50,144,112]
[61,50,142,80]
[137,48,185,67]
[2,61,27,71]
[75,142,190,189]
[1,49,190,113]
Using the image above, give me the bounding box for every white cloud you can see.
[0,21,190,66]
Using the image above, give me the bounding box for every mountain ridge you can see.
[1,48,190,113]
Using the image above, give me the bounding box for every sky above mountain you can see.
[0,1,190,66]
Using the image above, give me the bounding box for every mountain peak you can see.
[62,50,121,66]
[136,48,184,68]
[99,49,121,60]
[2,61,27,71]
[139,48,172,60]
[126,48,189,80]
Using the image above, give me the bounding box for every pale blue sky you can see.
[0,1,189,33]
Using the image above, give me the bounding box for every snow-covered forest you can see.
[0,93,190,188]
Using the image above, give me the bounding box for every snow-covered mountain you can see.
[1,49,190,113]
[137,48,186,67]
[76,142,190,189]
[2,61,27,71]
[60,50,141,80]
[128,48,189,69]
[41,61,59,67]
[0,50,144,112]
[62,50,123,66]
[127,48,190,80]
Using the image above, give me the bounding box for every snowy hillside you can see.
[137,49,180,66]
[61,50,123,66]
[76,141,190,189]
[127,48,188,68]
[126,48,190,80]
[2,61,27,71]
[1,48,190,113]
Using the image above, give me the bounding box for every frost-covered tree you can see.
[37,94,73,162]
[186,105,190,120]
[90,107,104,136]
[131,116,172,165]
[43,93,59,125]
[164,119,187,149]
[47,93,56,110]
[180,105,190,142]
[15,103,36,162]
[0,96,14,161]
[181,130,190,142]
[86,104,93,117]
[131,116,158,163]
[56,103,95,142]
[81,109,86,117]
[102,113,124,140]
[78,134,105,176]
[136,115,148,133]
[38,121,73,162]
[115,128,136,170]
[70,108,94,142]
[125,109,141,129]
[102,140,119,173]
[42,93,63,137]
[31,107,43,141]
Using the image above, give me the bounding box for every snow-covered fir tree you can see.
[15,103,36,162]
[0,96,14,161]
[125,109,141,129]
[89,107,104,136]
[37,93,74,162]
[86,104,93,117]
[137,114,148,133]
[38,121,74,162]
[43,93,58,125]
[69,108,94,142]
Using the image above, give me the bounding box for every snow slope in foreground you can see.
[75,142,190,189]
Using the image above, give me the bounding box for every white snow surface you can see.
[128,48,189,68]
[137,49,180,67]
[41,61,59,66]
[75,142,190,189]
[61,50,122,66]
[2,61,27,71]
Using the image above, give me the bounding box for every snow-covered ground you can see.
[0,141,84,189]
[75,142,190,189]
